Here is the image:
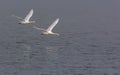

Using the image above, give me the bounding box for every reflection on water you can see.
[45,46,59,60]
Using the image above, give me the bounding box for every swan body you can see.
[42,30,60,36]
[33,18,60,36]
[13,9,35,24]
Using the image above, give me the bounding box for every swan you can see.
[12,9,35,24]
[33,18,60,36]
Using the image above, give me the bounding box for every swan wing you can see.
[12,15,23,21]
[24,9,33,22]
[46,18,59,32]
[33,26,45,31]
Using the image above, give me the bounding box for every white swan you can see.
[33,18,60,36]
[13,9,35,24]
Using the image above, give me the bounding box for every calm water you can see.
[0,0,120,75]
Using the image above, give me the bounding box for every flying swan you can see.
[13,9,35,24]
[33,18,60,36]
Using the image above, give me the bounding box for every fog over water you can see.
[0,0,120,75]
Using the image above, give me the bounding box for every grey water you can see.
[0,0,120,75]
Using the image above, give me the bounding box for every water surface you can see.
[0,0,120,75]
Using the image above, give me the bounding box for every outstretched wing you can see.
[12,15,23,21]
[24,9,33,22]
[33,26,45,31]
[46,18,59,32]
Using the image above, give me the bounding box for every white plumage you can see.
[33,18,60,36]
[13,9,35,24]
